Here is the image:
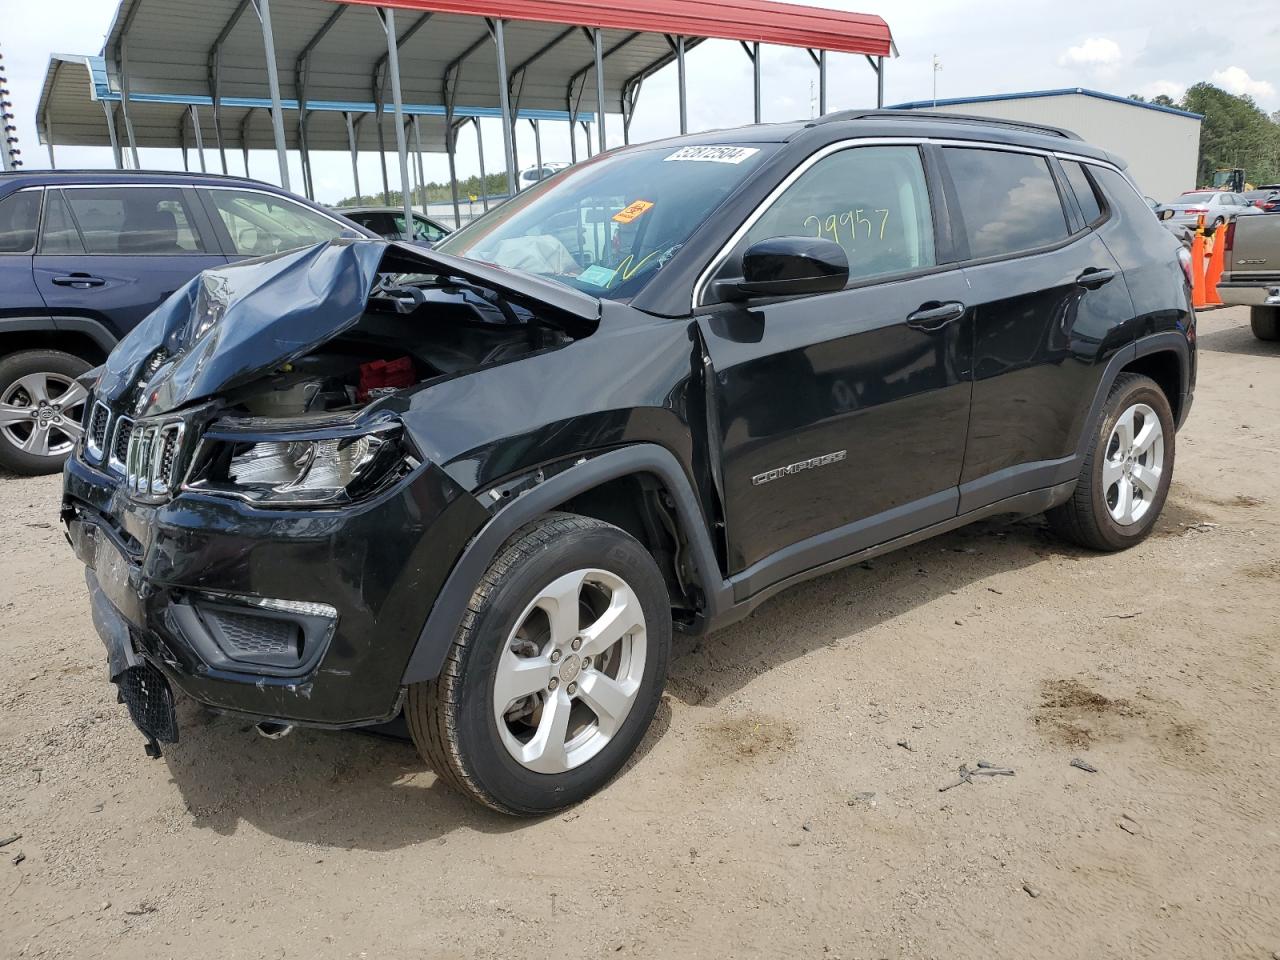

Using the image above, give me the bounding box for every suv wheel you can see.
[1048,373,1175,551]
[406,513,671,815]
[1251,306,1280,341]
[0,350,92,476]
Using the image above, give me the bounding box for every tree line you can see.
[335,171,512,208]
[1130,83,1280,187]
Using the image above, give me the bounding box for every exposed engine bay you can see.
[228,281,575,419]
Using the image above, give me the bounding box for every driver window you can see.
[738,145,935,284]
[204,189,344,256]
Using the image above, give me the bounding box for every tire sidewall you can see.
[452,525,671,815]
[0,350,92,475]
[1088,380,1176,549]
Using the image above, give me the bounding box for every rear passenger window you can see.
[62,187,205,254]
[205,189,345,257]
[1062,161,1104,226]
[742,145,935,283]
[944,148,1069,259]
[0,190,41,254]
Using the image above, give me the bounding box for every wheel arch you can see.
[400,444,728,685]
[0,317,117,365]
[1073,332,1190,462]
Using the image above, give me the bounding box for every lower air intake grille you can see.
[206,609,302,662]
[114,660,178,746]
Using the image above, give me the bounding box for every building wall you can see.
[917,94,1201,203]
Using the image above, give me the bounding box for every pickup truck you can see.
[1217,215,1280,340]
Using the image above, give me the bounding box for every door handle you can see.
[1076,267,1116,289]
[906,301,966,332]
[52,274,106,289]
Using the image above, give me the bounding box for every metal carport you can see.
[85,0,895,226]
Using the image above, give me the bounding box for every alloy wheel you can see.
[493,568,648,774]
[1103,402,1164,526]
[0,372,87,459]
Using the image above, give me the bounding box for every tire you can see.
[406,512,672,815]
[1251,306,1280,341]
[1212,216,1225,230]
[1047,373,1175,552]
[0,350,92,476]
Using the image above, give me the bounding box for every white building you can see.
[891,88,1203,203]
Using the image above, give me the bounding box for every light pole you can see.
[0,46,21,171]
[932,54,941,108]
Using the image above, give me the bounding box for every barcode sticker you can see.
[663,146,760,165]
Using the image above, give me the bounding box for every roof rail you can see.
[816,109,1083,142]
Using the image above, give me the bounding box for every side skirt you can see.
[710,479,1076,632]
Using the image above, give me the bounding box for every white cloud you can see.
[1210,66,1276,101]
[1138,80,1185,101]
[1058,37,1123,71]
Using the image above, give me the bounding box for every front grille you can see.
[108,417,134,474]
[85,402,111,462]
[125,420,186,499]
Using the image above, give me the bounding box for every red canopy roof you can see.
[334,0,894,57]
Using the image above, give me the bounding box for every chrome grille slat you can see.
[125,419,186,499]
[85,402,111,463]
[107,417,134,475]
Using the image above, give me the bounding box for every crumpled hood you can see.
[97,237,601,418]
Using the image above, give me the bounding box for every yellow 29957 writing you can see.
[804,208,891,245]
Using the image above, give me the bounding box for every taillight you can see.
[1177,246,1193,286]
[1224,219,1236,254]
[1184,207,1207,214]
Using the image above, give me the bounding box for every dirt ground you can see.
[1,305,1277,960]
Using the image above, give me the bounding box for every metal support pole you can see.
[344,112,361,199]
[101,101,122,169]
[753,42,761,123]
[181,123,188,172]
[189,105,206,172]
[378,7,415,230]
[593,28,606,153]
[475,117,489,211]
[446,120,462,228]
[211,44,228,173]
[240,108,253,176]
[531,118,542,177]
[412,115,426,210]
[676,36,687,134]
[117,38,140,168]
[819,49,827,116]
[491,19,517,196]
[45,111,55,169]
[582,120,592,158]
[254,0,291,190]
[877,55,884,108]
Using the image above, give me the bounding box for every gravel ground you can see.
[1,305,1277,959]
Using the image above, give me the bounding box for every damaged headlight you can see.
[186,425,407,506]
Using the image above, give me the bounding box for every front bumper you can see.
[63,450,487,728]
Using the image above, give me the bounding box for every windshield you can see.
[435,143,775,300]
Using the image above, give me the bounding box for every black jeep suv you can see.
[62,112,1195,815]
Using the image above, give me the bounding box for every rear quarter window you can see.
[1062,161,1105,226]
[943,148,1069,259]
[0,190,41,254]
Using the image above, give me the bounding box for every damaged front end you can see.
[64,238,601,750]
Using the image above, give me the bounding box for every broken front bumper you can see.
[63,449,487,731]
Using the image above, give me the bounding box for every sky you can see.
[2,0,1278,205]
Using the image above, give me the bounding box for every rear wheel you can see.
[407,513,671,815]
[1048,373,1175,551]
[1251,305,1280,342]
[0,350,92,475]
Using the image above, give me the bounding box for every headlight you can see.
[186,425,406,506]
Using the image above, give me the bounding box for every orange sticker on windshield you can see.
[613,200,654,224]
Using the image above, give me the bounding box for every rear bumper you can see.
[63,450,486,728]
[1215,282,1280,308]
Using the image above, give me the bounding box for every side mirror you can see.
[1158,208,1175,221]
[722,236,849,300]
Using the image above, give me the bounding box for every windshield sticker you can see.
[577,264,618,288]
[663,145,760,165]
[612,199,655,224]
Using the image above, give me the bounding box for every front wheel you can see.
[0,350,92,475]
[1047,373,1175,551]
[407,513,672,815]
